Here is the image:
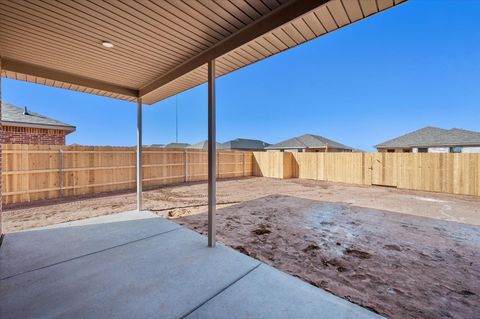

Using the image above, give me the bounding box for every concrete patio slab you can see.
[186,263,382,319]
[0,211,382,319]
[0,211,180,279]
[0,228,260,318]
[37,210,160,228]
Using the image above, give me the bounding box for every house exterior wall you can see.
[378,146,480,153]
[1,126,68,145]
[379,147,451,153]
[221,148,266,151]
[305,148,352,153]
[416,147,449,153]
[378,148,411,153]
[267,148,352,153]
[461,146,480,153]
[266,149,302,153]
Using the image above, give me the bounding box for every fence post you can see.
[217,151,219,179]
[243,152,246,176]
[184,149,188,183]
[59,149,64,197]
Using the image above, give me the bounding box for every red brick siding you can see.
[1,126,69,145]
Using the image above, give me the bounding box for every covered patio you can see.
[0,0,407,317]
[0,211,381,318]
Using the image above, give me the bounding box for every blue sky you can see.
[3,0,480,151]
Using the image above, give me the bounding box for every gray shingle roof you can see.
[2,102,75,131]
[219,138,270,150]
[265,134,353,150]
[164,143,190,148]
[188,140,221,150]
[375,126,480,148]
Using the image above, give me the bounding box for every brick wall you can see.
[1,126,68,145]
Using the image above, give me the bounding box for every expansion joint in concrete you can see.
[180,263,262,318]
[0,226,182,281]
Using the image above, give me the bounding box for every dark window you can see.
[403,149,412,153]
[387,149,395,153]
[417,148,428,153]
[450,147,462,153]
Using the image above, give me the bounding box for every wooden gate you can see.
[371,153,397,187]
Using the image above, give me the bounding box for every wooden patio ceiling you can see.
[0,0,407,105]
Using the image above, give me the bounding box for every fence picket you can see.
[252,151,480,197]
[2,144,254,204]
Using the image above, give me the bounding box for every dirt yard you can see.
[5,177,480,232]
[3,177,480,318]
[176,196,480,319]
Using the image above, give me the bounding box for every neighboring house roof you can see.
[188,140,221,150]
[265,134,353,150]
[163,143,190,148]
[2,102,76,132]
[375,126,480,148]
[219,138,270,150]
[149,144,165,147]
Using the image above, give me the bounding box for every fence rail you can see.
[252,152,480,197]
[2,144,253,205]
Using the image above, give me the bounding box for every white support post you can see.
[208,60,216,247]
[137,98,143,212]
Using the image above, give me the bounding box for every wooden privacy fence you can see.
[2,144,253,205]
[252,152,480,196]
[4,145,479,204]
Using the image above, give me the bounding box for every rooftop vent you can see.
[23,107,30,116]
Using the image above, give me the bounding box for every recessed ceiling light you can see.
[102,41,114,48]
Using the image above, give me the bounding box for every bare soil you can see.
[176,195,480,319]
[3,177,480,318]
[5,177,480,232]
